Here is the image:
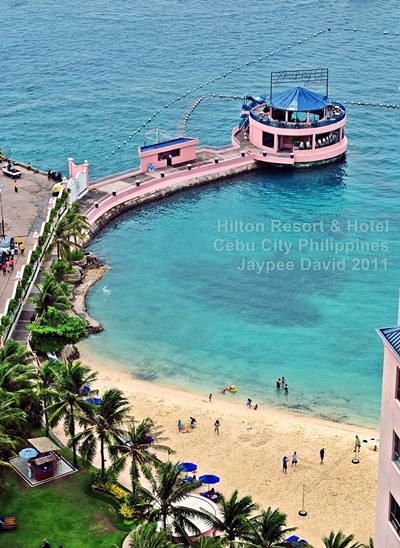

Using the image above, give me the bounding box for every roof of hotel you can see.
[269,86,330,111]
[139,137,197,153]
[376,325,400,360]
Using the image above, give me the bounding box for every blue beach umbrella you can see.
[199,474,220,489]
[178,462,197,473]
[19,448,39,459]
[85,397,102,405]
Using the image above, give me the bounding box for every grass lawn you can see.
[0,466,128,548]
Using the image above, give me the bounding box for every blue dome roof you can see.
[269,86,330,111]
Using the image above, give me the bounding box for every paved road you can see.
[0,161,53,316]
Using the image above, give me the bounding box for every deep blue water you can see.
[2,0,400,427]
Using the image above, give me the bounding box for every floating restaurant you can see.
[237,67,347,167]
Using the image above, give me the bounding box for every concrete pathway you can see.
[0,160,53,329]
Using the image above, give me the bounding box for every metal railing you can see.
[250,103,346,129]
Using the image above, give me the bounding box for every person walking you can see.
[177,420,184,432]
[14,180,18,193]
[292,451,298,467]
[282,456,288,474]
[320,448,325,464]
[19,242,25,256]
[354,435,361,452]
[214,419,220,435]
[1,263,6,276]
[209,393,212,402]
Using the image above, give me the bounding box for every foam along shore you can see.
[74,345,379,546]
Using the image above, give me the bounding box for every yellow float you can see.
[229,385,237,393]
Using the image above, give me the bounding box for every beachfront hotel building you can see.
[375,317,400,546]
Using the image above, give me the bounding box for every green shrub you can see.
[7,298,19,315]
[31,247,42,262]
[70,250,85,261]
[15,284,22,299]
[1,315,10,326]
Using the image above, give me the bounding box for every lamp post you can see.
[0,184,5,239]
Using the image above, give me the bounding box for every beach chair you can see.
[0,517,17,531]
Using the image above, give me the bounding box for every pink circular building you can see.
[238,68,347,167]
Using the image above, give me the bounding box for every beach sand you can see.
[73,346,379,546]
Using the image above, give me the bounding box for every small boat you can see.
[2,164,22,178]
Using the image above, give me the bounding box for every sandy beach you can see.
[74,345,379,546]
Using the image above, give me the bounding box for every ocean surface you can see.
[2,0,400,427]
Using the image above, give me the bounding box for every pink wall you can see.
[376,341,400,546]
[249,116,347,161]
[139,138,199,172]
[68,158,90,188]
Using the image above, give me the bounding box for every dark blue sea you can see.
[2,0,400,427]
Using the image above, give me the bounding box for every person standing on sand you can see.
[209,394,212,402]
[214,419,220,435]
[320,448,325,464]
[177,420,184,432]
[282,456,288,474]
[354,435,361,452]
[292,451,298,467]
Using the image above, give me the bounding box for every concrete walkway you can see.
[0,160,53,322]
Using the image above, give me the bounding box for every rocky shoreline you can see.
[69,252,109,334]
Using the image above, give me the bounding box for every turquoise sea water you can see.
[2,0,400,427]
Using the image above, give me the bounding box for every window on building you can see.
[262,131,274,149]
[390,494,400,536]
[394,432,400,470]
[397,367,400,400]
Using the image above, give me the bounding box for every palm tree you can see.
[72,388,130,479]
[362,540,374,548]
[47,360,98,467]
[203,489,259,543]
[322,531,362,548]
[138,460,209,544]
[192,537,225,548]
[110,417,174,502]
[32,360,61,435]
[0,359,35,414]
[244,509,297,547]
[31,272,71,314]
[47,203,90,261]
[65,201,90,244]
[0,394,26,448]
[50,258,72,282]
[129,522,182,548]
[0,338,32,366]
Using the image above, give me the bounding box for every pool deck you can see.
[9,455,77,487]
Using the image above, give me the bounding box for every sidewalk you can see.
[0,161,53,315]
